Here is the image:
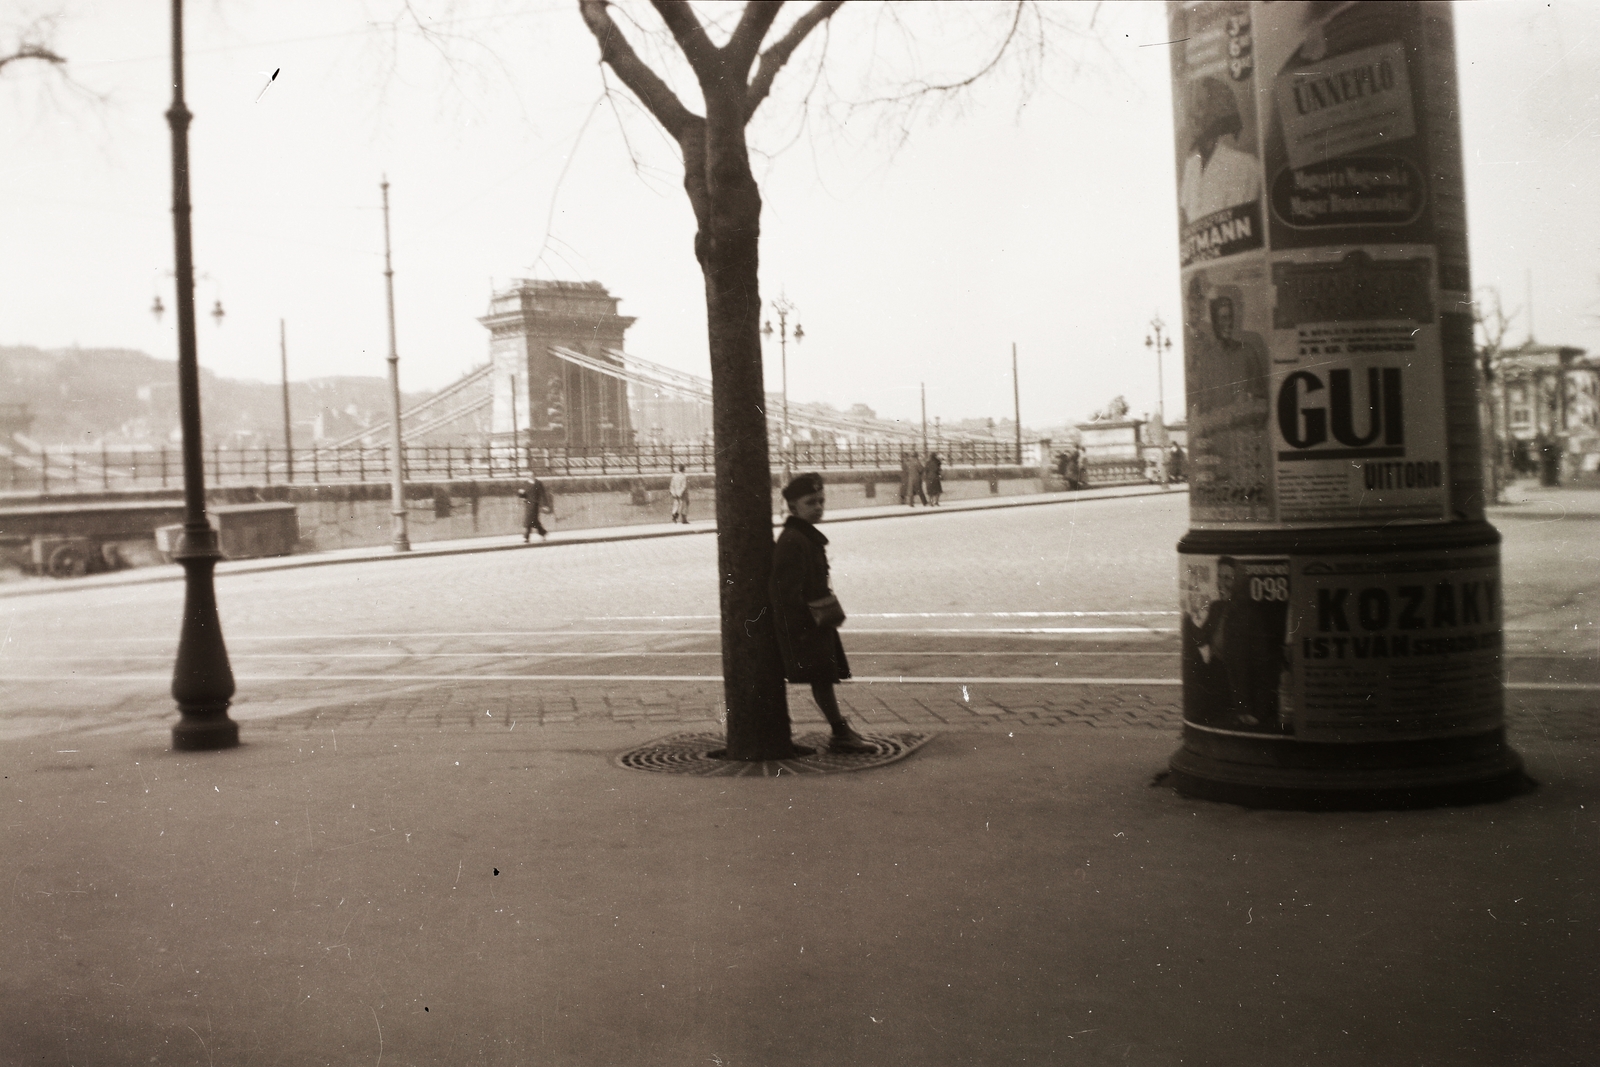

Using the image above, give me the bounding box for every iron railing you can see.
[1,438,1038,495]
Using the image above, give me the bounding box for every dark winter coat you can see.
[518,479,552,523]
[769,515,852,685]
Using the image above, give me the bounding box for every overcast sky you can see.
[3,1,1597,429]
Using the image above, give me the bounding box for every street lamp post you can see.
[761,297,802,482]
[165,0,237,751]
[920,381,928,455]
[380,177,410,552]
[1145,314,1173,487]
[280,319,293,482]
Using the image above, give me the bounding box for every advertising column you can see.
[1164,2,1524,807]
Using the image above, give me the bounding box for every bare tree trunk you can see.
[683,103,794,760]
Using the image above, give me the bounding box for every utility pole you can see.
[280,318,293,483]
[509,374,521,477]
[381,176,410,552]
[165,0,237,751]
[920,382,928,454]
[1011,342,1022,466]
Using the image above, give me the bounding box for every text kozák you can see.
[1277,367,1404,461]
[1302,578,1499,661]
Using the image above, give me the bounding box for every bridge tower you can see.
[478,280,636,449]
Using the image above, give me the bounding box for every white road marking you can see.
[589,611,1180,620]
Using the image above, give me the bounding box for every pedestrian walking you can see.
[906,450,929,507]
[1059,445,1083,491]
[770,472,873,754]
[669,465,690,524]
[516,475,554,542]
[924,451,943,505]
[898,451,913,505]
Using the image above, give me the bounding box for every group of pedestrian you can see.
[899,450,943,507]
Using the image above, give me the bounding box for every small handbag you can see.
[808,594,846,628]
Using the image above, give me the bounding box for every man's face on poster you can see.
[1211,298,1235,343]
[1217,561,1238,601]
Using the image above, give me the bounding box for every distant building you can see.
[1485,341,1599,479]
[479,280,636,450]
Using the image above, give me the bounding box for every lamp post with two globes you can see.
[163,0,237,751]
[1145,314,1173,487]
[761,298,803,483]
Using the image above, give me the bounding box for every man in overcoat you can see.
[517,476,553,542]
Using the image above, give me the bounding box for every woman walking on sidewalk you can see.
[770,472,873,753]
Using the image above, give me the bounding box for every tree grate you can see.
[616,731,932,777]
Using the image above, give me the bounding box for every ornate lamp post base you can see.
[172,707,239,751]
[170,526,238,751]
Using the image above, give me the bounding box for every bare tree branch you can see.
[648,0,721,81]
[0,43,64,74]
[579,0,699,140]
[725,1,785,73]
[861,0,1027,106]
[747,0,845,119]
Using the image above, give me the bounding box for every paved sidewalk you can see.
[2,675,1594,1067]
[0,481,1182,598]
[3,480,1594,1065]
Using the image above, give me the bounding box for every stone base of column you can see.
[1168,725,1530,811]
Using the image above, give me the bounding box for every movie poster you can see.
[1268,249,1451,522]
[1288,547,1504,740]
[1170,3,1264,267]
[1181,260,1274,523]
[1180,554,1293,735]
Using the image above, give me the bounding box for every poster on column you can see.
[1251,1,1448,257]
[1169,2,1264,267]
[1180,554,1292,735]
[1181,259,1275,523]
[1268,249,1450,522]
[1288,548,1504,741]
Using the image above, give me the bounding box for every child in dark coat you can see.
[770,472,873,753]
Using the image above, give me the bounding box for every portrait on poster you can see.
[1180,555,1293,735]
[1171,3,1265,266]
[1181,262,1274,523]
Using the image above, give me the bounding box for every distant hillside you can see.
[0,345,435,447]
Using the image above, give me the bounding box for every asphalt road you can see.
[0,491,1594,740]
